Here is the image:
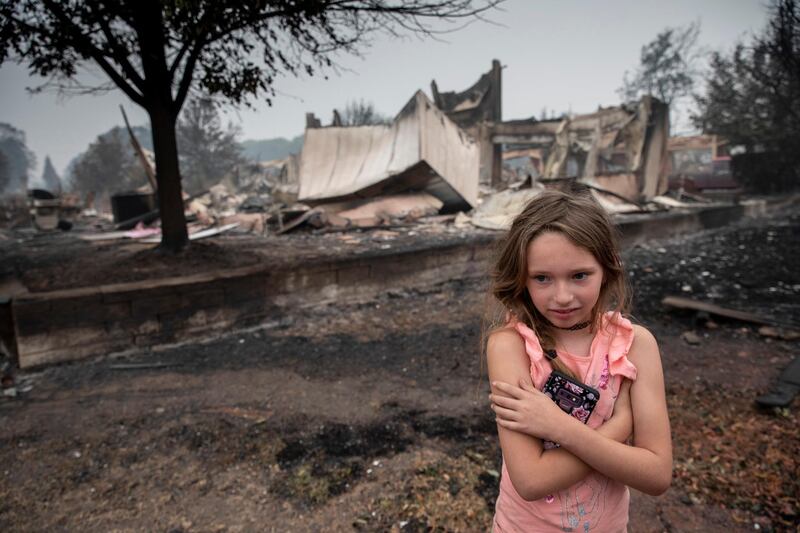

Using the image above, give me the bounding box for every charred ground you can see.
[1,199,798,532]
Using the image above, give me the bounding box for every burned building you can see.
[431,59,502,131]
[433,60,670,204]
[295,58,674,228]
[298,90,479,213]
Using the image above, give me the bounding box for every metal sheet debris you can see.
[140,222,240,243]
[469,186,544,230]
[298,91,479,211]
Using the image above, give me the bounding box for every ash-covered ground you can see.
[625,202,799,328]
[0,198,798,532]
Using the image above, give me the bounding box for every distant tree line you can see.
[68,98,244,198]
[240,136,304,162]
[622,0,799,192]
[693,0,799,191]
[40,156,61,193]
[1,96,291,201]
[65,97,389,198]
[0,122,35,194]
[176,98,245,195]
[339,99,390,126]
[0,124,62,196]
[69,127,151,198]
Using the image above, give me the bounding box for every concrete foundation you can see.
[9,200,767,368]
[11,236,494,368]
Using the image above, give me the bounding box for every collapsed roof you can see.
[298,90,479,211]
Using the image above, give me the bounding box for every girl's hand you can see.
[490,379,571,442]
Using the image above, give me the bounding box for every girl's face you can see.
[525,231,604,329]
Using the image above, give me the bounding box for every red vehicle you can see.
[668,156,740,193]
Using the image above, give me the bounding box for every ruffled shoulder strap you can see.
[592,312,638,380]
[509,319,552,388]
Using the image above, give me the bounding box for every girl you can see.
[486,190,672,532]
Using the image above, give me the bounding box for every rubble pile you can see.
[3,58,751,247]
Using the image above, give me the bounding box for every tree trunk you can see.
[133,0,189,252]
[149,105,189,252]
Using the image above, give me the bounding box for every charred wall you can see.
[431,59,502,130]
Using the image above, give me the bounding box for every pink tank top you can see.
[493,312,638,533]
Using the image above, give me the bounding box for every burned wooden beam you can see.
[662,296,777,326]
[120,105,157,193]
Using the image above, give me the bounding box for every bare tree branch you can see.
[39,0,146,106]
[90,3,145,92]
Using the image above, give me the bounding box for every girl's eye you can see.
[533,275,549,283]
[573,272,588,280]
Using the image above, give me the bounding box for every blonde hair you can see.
[483,189,630,379]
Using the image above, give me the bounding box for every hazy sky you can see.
[0,0,769,178]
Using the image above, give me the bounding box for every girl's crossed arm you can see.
[491,325,673,496]
[487,328,634,501]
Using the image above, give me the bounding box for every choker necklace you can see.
[552,320,591,331]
